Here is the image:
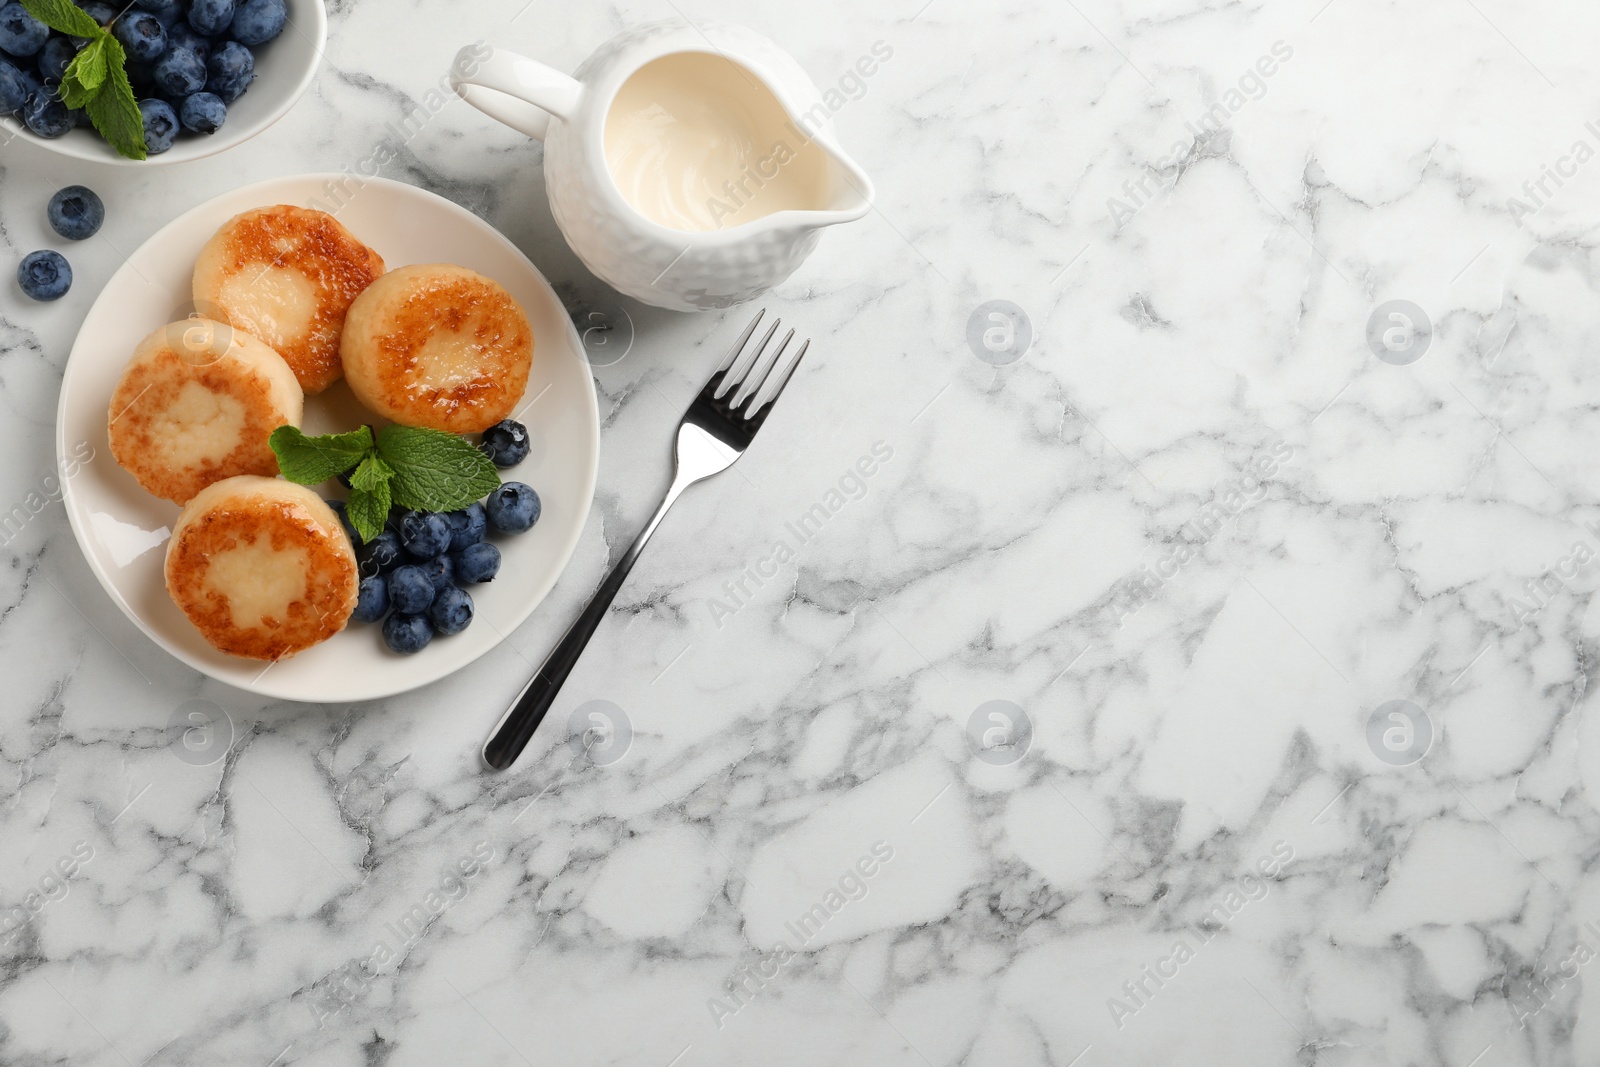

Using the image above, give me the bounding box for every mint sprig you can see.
[269,424,502,544]
[20,0,146,160]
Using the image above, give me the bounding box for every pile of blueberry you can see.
[17,184,103,301]
[335,420,541,656]
[0,0,287,153]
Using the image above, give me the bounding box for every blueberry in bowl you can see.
[138,98,179,154]
[0,3,47,57]
[113,12,167,62]
[1,0,326,165]
[179,91,227,134]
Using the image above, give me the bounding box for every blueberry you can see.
[113,11,166,62]
[399,511,452,559]
[486,482,540,534]
[47,186,104,241]
[229,0,285,45]
[356,529,402,576]
[39,36,77,82]
[165,22,210,61]
[77,2,117,29]
[153,46,207,96]
[452,542,501,584]
[133,0,184,27]
[414,554,455,594]
[187,0,234,36]
[22,89,72,137]
[445,502,487,551]
[429,586,473,636]
[178,90,226,133]
[17,250,70,301]
[387,564,435,615]
[138,97,178,153]
[205,40,253,102]
[478,419,530,467]
[0,58,29,112]
[0,3,47,57]
[125,57,157,94]
[382,613,433,655]
[352,575,389,623]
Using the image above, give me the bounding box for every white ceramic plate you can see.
[0,0,327,166]
[56,174,599,702]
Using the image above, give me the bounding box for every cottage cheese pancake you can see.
[108,320,303,505]
[340,263,533,433]
[165,477,358,660]
[193,205,385,395]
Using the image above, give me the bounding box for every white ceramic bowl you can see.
[0,0,326,166]
[56,174,600,702]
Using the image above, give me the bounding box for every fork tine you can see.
[713,308,765,377]
[715,317,779,400]
[731,328,793,411]
[743,337,809,420]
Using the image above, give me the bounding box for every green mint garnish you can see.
[19,0,99,37]
[269,424,501,545]
[20,0,147,160]
[377,424,502,513]
[269,425,374,484]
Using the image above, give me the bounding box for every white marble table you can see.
[5,0,1600,1063]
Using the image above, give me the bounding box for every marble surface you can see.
[5,0,1600,1063]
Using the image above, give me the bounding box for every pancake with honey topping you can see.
[339,263,534,433]
[108,319,303,505]
[193,205,385,395]
[165,477,358,660]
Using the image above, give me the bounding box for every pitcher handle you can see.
[450,44,581,142]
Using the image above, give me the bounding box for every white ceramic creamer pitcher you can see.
[450,20,873,312]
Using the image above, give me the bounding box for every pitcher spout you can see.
[789,125,874,224]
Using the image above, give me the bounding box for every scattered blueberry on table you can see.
[47,186,104,240]
[479,419,531,467]
[17,249,71,301]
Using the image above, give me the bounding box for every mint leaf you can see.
[377,424,500,511]
[269,425,374,485]
[347,481,391,546]
[85,37,146,161]
[65,35,109,99]
[19,0,102,37]
[348,453,393,493]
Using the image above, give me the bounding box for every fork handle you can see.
[481,469,692,771]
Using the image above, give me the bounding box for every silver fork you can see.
[482,309,809,771]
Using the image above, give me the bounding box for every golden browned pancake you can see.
[193,205,385,395]
[108,320,303,505]
[339,263,533,433]
[165,477,358,660]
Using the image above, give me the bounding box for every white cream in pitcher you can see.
[603,52,830,231]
